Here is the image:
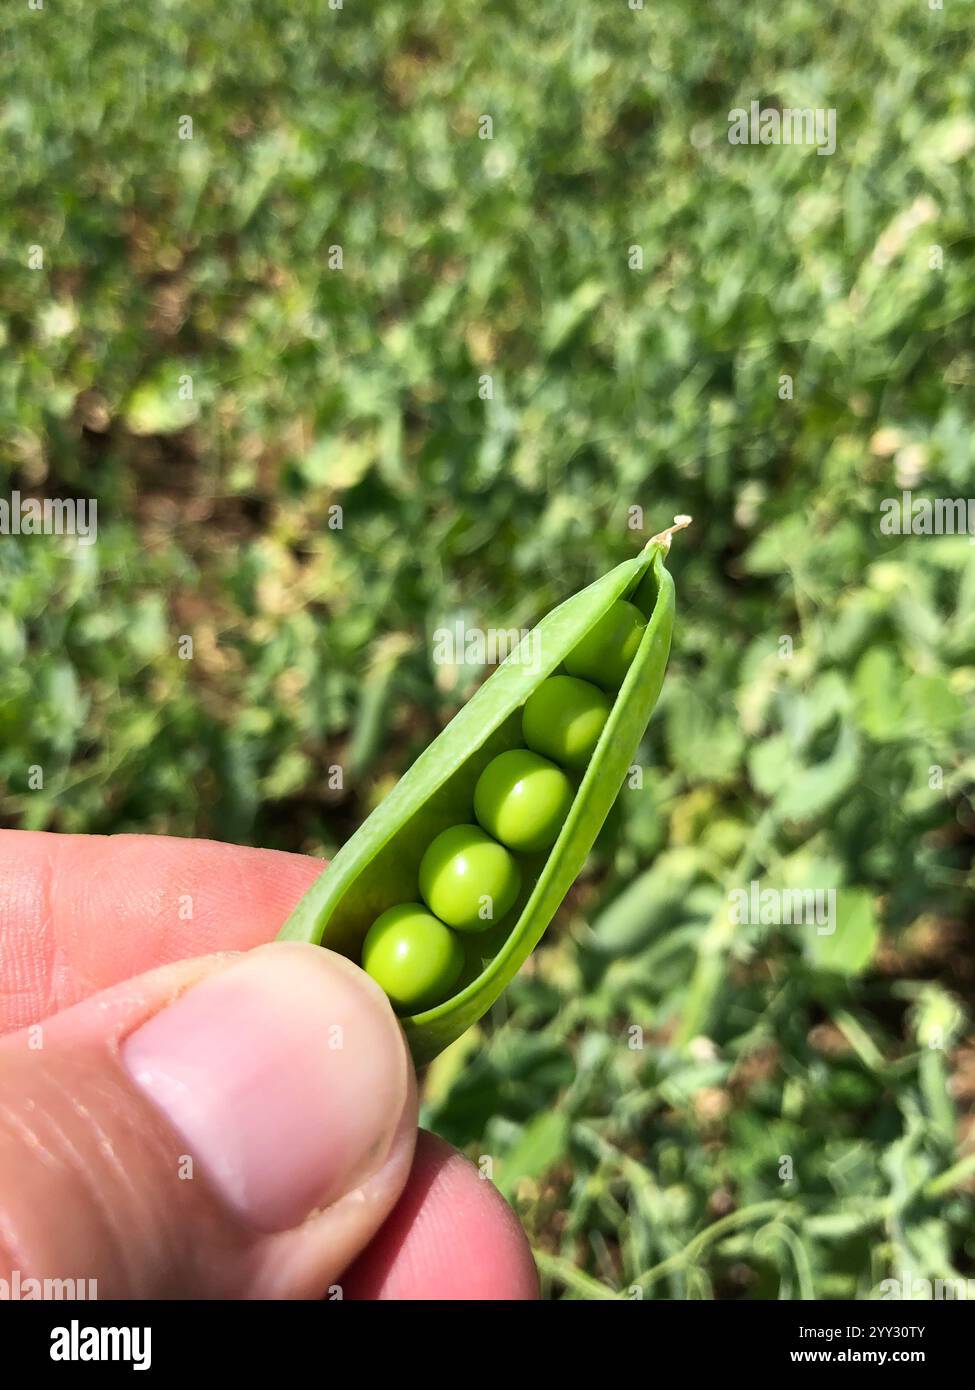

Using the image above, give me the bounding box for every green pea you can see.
[419,824,521,931]
[564,599,645,690]
[522,674,611,769]
[474,748,574,853]
[361,903,464,1013]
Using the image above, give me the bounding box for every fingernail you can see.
[121,942,409,1233]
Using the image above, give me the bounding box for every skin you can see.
[0,830,538,1300]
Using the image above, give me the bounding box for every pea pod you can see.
[279,518,689,1064]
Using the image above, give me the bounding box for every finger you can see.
[0,942,416,1298]
[342,1131,539,1300]
[0,830,323,1032]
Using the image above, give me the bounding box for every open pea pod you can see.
[279,521,687,1064]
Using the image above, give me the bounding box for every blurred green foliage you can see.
[1,0,974,1298]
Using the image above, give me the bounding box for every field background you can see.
[2,1,974,1298]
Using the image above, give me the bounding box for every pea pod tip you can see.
[646,514,693,554]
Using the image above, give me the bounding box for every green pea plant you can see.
[280,518,690,1065]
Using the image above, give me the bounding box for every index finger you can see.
[0,830,324,1035]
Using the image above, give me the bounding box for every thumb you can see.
[0,942,416,1298]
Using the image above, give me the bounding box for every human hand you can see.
[0,831,538,1299]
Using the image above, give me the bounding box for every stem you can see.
[674,806,778,1046]
[533,1251,621,1300]
[924,1151,975,1200]
[758,1221,817,1300]
[647,514,693,552]
[630,1200,792,1292]
[919,1046,957,1144]
[833,1008,888,1074]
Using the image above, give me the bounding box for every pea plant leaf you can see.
[804,888,880,977]
[497,1111,571,1199]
